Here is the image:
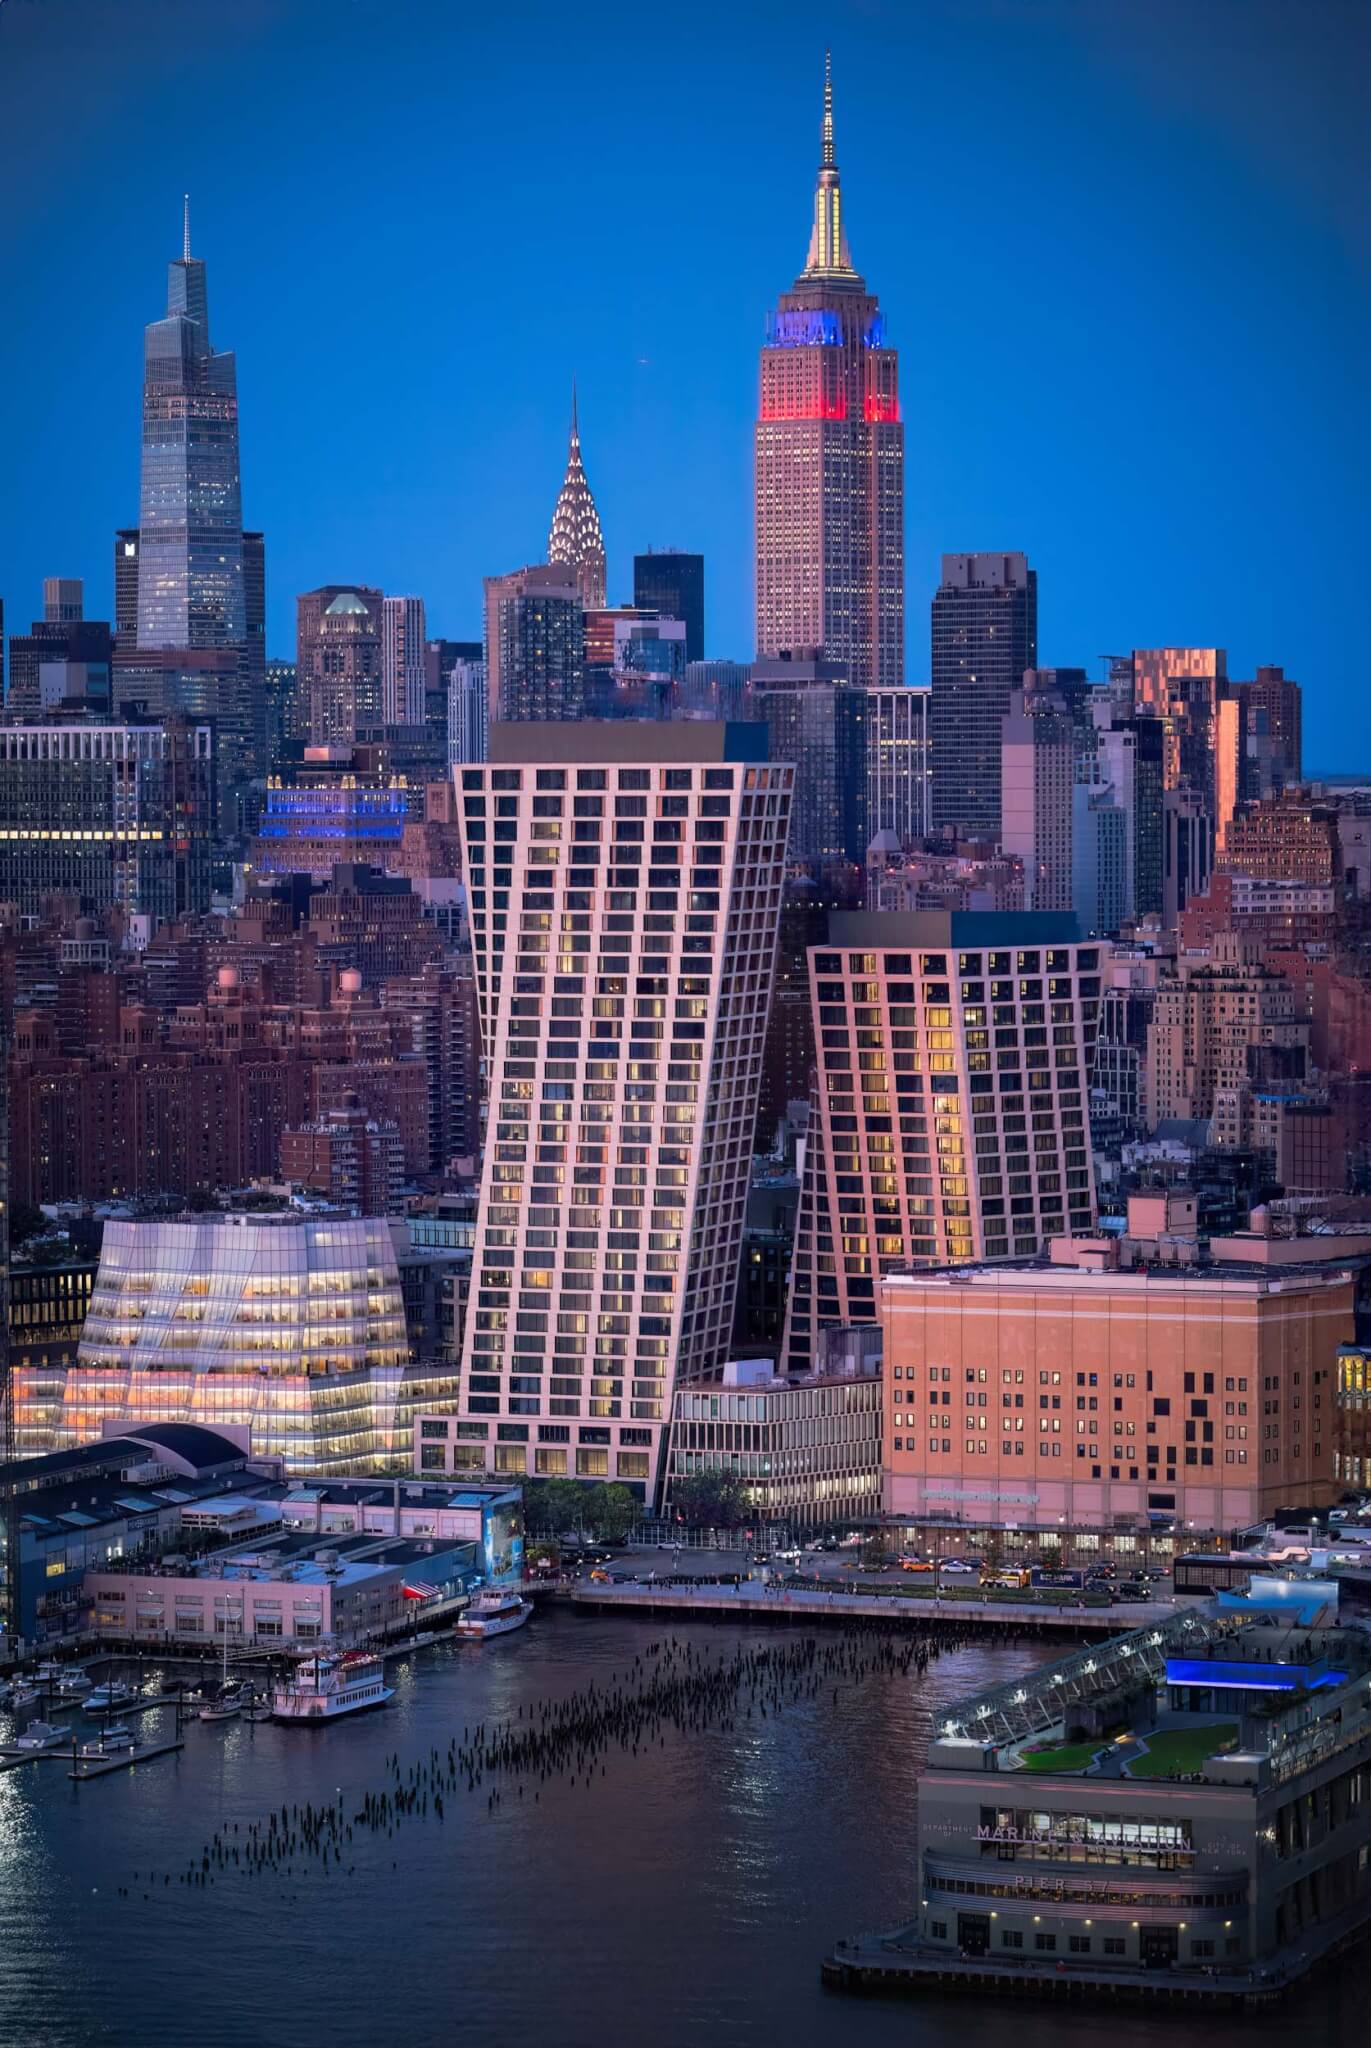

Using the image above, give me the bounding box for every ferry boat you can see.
[271,1653,394,1724]
[456,1590,532,1640]
[84,1681,138,1714]
[15,1721,73,1752]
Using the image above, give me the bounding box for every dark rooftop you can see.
[489,721,768,765]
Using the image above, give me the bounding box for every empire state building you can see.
[755,58,904,689]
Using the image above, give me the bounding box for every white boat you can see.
[271,1653,394,1724]
[15,1721,73,1752]
[55,1672,92,1699]
[84,1681,138,1713]
[33,1662,64,1682]
[77,1726,135,1757]
[9,1682,43,1710]
[199,1683,251,1723]
[456,1590,532,1639]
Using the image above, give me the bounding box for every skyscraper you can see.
[297,586,384,747]
[454,723,791,1501]
[129,203,262,794]
[381,594,428,727]
[755,56,903,691]
[780,911,1100,1373]
[633,551,705,665]
[1000,685,1074,910]
[746,651,869,868]
[547,386,607,609]
[930,551,1038,835]
[867,685,931,845]
[483,567,585,724]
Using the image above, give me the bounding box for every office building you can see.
[130,204,262,792]
[297,586,384,747]
[447,657,488,766]
[4,586,114,719]
[484,566,585,723]
[866,685,930,846]
[114,529,139,637]
[682,661,751,723]
[910,1609,1371,1995]
[882,1190,1359,1530]
[454,722,791,1499]
[1131,647,1227,802]
[14,1213,457,1475]
[755,58,903,692]
[781,911,1100,1373]
[930,553,1038,835]
[382,594,428,728]
[633,550,704,666]
[546,388,606,608]
[747,650,869,867]
[1145,935,1307,1133]
[1234,664,1302,793]
[666,1356,883,1527]
[254,777,409,877]
[1071,781,1129,935]
[1000,686,1074,911]
[1162,787,1213,928]
[264,657,303,760]
[0,718,214,919]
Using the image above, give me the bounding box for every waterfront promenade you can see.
[571,1580,1176,1633]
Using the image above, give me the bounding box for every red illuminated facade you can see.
[755,57,904,690]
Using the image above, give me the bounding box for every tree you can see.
[584,1482,640,1544]
[522,1479,588,1536]
[7,1203,49,1247]
[669,1469,752,1531]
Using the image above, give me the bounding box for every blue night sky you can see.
[0,0,1366,762]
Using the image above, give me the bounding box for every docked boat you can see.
[77,1726,135,1757]
[199,1682,251,1723]
[9,1682,43,1710]
[55,1671,92,1699]
[271,1653,394,1724]
[456,1590,532,1640]
[84,1681,138,1714]
[15,1720,73,1752]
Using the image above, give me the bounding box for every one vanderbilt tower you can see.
[755,55,904,690]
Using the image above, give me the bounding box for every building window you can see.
[576,1448,609,1478]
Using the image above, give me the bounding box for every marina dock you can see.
[68,1738,184,1780]
[571,1581,1176,1633]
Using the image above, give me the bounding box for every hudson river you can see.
[1,1610,1366,2047]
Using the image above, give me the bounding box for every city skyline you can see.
[1,0,1365,757]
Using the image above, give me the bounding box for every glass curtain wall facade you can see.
[13,1215,457,1476]
[930,553,1038,836]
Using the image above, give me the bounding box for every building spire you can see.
[183,193,192,262]
[802,51,857,282]
[822,49,835,169]
[548,387,607,609]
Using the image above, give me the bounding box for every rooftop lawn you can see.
[1017,1740,1105,1773]
[1126,1722,1239,1779]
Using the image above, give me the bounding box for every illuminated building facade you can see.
[547,387,607,609]
[781,911,1100,1374]
[454,723,791,1501]
[867,685,930,845]
[253,779,407,877]
[0,720,215,919]
[382,594,428,728]
[298,587,385,748]
[755,58,903,692]
[12,1214,457,1476]
[483,565,585,724]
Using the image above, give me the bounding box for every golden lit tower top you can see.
[803,51,858,283]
